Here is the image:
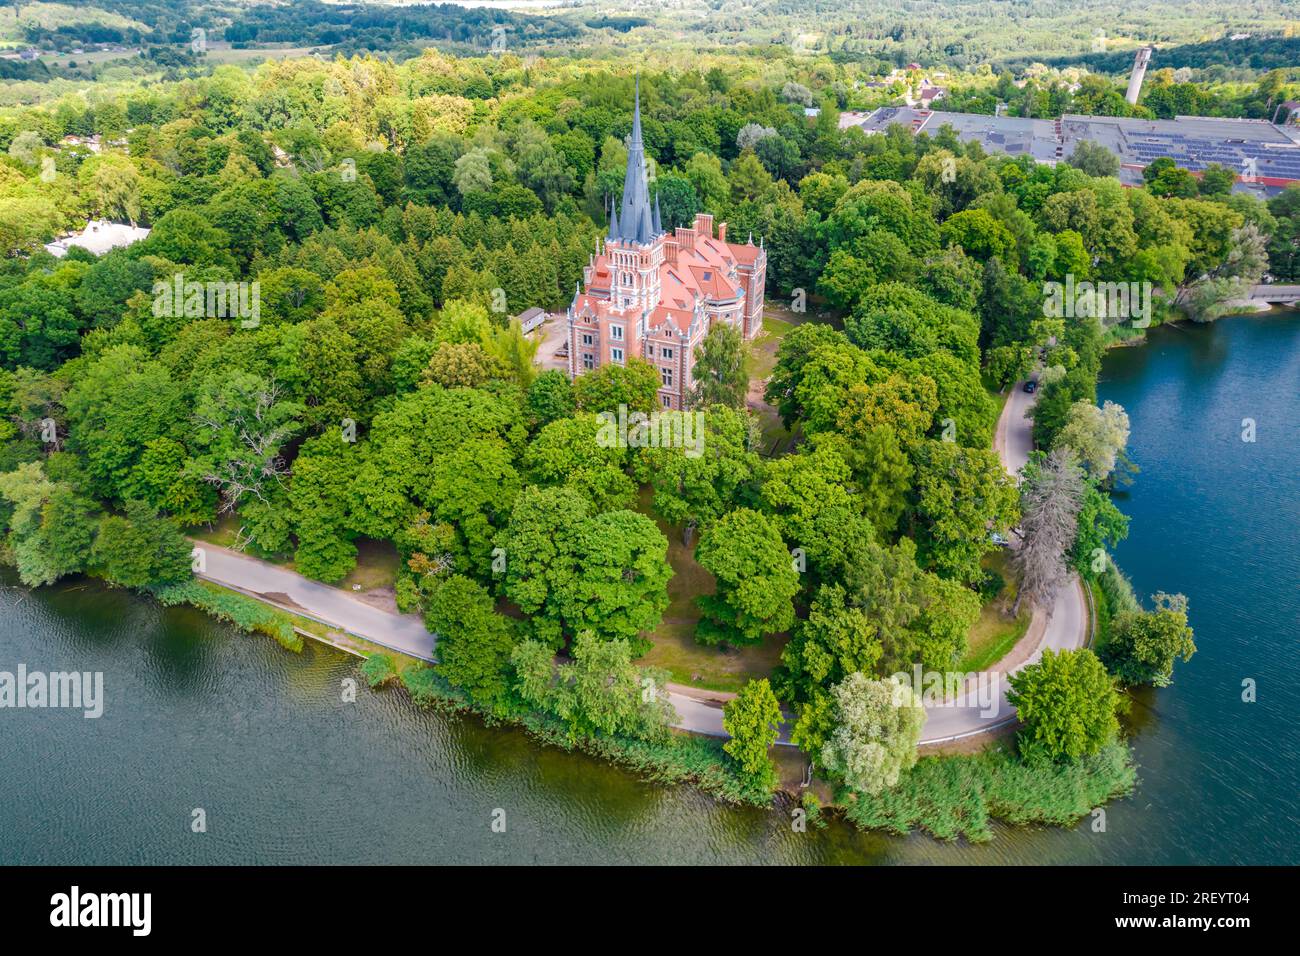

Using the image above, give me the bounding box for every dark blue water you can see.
[1,314,1296,864]
[1090,313,1300,864]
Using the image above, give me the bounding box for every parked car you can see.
[990,532,1011,548]
[1023,379,1037,393]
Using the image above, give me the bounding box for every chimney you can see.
[664,239,679,266]
[675,226,696,253]
[717,221,727,243]
[694,212,714,238]
[1125,47,1153,106]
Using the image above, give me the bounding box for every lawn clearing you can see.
[635,485,788,692]
[957,549,1031,673]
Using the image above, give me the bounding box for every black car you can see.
[1023,379,1037,393]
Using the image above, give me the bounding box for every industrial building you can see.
[840,106,1300,197]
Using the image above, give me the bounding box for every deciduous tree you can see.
[1007,648,1121,762]
[1013,448,1085,615]
[815,672,925,794]
[1103,592,1196,687]
[723,678,784,795]
[695,508,799,646]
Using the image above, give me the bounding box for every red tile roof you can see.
[578,227,758,322]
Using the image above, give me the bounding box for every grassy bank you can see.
[151,579,303,652]
[635,485,789,692]
[150,576,1138,842]
[957,550,1031,672]
[1087,560,1141,658]
[840,739,1137,842]
[393,663,773,806]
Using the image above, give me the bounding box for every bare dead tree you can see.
[1012,447,1085,617]
[194,378,298,514]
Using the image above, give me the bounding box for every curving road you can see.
[192,380,1087,746]
[914,382,1088,744]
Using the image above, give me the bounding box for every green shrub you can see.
[977,568,1005,603]
[1096,560,1139,615]
[360,653,398,688]
[388,664,771,805]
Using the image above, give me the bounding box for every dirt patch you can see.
[666,681,737,703]
[997,600,1049,675]
[774,745,815,793]
[917,719,1019,756]
[532,315,569,373]
[260,591,306,612]
[351,586,400,615]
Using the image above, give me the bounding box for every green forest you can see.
[0,32,1265,835]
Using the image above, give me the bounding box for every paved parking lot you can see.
[534,314,569,373]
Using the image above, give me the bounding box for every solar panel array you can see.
[1119,131,1300,180]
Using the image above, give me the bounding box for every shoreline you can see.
[32,560,1126,842]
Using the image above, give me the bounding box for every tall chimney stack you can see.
[1125,47,1153,106]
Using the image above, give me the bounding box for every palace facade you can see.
[566,82,766,409]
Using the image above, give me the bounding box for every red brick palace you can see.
[566,81,767,409]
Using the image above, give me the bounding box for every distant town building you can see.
[566,81,766,410]
[44,220,150,258]
[59,134,102,154]
[1273,101,1300,126]
[919,86,947,106]
[516,306,546,335]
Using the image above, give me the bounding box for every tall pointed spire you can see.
[653,193,663,234]
[614,75,660,245]
[630,75,643,150]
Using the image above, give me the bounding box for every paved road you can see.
[194,544,435,660]
[913,382,1089,744]
[1250,283,1300,303]
[193,541,738,739]
[997,383,1037,475]
[915,577,1085,743]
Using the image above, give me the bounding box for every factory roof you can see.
[840,107,1300,189]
